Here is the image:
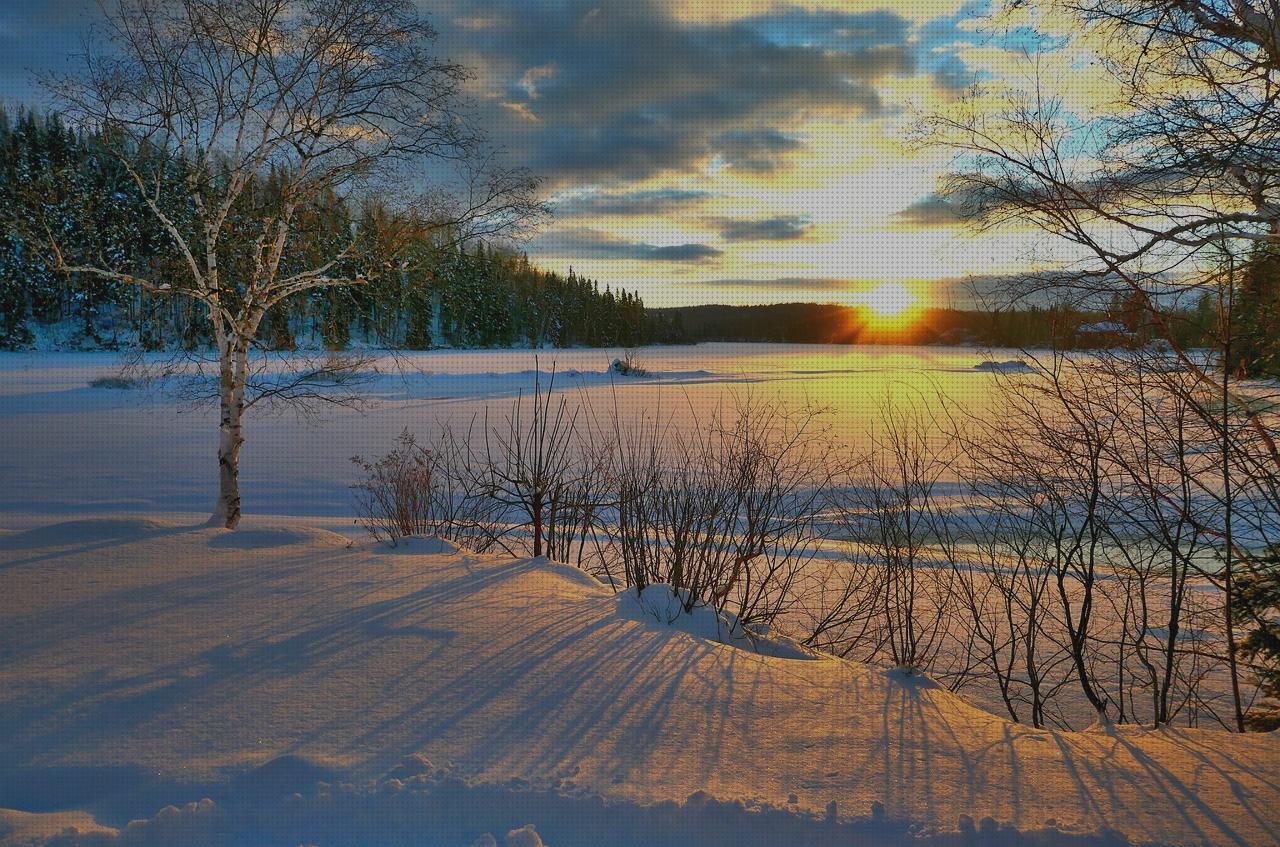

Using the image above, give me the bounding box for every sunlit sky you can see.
[0,0,1109,307]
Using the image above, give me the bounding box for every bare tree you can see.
[717,396,838,633]
[42,0,542,527]
[921,0,1280,727]
[947,502,1071,728]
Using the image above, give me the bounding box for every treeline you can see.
[3,105,1271,361]
[661,299,1227,351]
[0,108,682,351]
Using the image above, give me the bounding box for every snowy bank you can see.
[973,359,1035,374]
[1,519,1277,846]
[616,583,813,660]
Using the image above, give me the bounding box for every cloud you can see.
[553,188,713,217]
[533,227,722,262]
[893,193,966,226]
[891,179,1007,227]
[711,129,803,173]
[440,0,916,183]
[518,63,557,99]
[661,1,973,26]
[693,277,858,292]
[712,215,812,241]
[649,243,723,261]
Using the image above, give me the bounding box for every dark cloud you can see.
[712,215,811,242]
[648,243,722,261]
[554,188,712,218]
[893,181,998,226]
[694,277,859,292]
[438,0,915,183]
[712,129,803,173]
[893,193,966,226]
[6,1,922,188]
[3,1,965,185]
[533,227,721,262]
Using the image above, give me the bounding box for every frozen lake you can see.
[0,343,1023,525]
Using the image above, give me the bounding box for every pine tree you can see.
[1234,548,1280,730]
[0,106,662,354]
[1235,247,1280,377]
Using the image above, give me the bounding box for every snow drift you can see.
[1,519,1277,846]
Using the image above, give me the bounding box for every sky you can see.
[0,0,1090,308]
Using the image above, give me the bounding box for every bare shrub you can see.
[609,350,649,377]
[542,428,614,579]
[608,395,838,635]
[942,505,1073,728]
[351,425,507,551]
[813,401,957,673]
[479,368,584,559]
[89,375,139,390]
[418,422,513,554]
[351,429,436,546]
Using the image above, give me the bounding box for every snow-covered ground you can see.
[2,345,1277,846]
[2,517,1278,847]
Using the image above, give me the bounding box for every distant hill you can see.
[657,302,1214,349]
[660,303,869,344]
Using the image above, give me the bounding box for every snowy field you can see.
[2,345,1278,847]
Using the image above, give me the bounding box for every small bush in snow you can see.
[90,374,139,389]
[609,350,649,377]
[352,427,510,551]
[351,430,437,545]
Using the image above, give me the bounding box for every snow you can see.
[373,535,459,555]
[205,526,353,549]
[1,518,1277,846]
[617,584,813,660]
[2,345,1278,845]
[0,518,177,548]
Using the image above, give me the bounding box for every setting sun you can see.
[853,282,918,318]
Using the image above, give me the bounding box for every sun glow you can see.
[853,282,917,318]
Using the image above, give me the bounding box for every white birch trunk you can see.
[210,340,247,529]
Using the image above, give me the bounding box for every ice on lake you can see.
[0,343,1026,524]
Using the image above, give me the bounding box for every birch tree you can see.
[43,0,540,528]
